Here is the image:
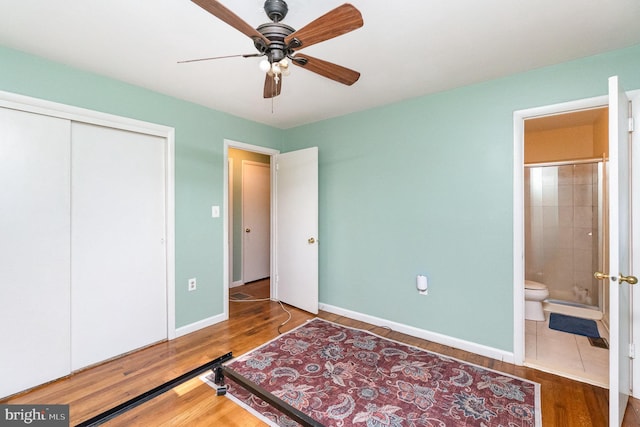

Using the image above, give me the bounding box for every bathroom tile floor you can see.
[525,313,609,387]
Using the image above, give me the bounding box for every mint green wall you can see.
[3,42,640,352]
[0,45,282,328]
[283,44,640,351]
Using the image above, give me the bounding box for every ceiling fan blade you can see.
[263,74,282,98]
[178,53,262,63]
[284,4,363,50]
[292,54,360,86]
[191,0,270,45]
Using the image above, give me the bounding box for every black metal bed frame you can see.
[75,352,324,427]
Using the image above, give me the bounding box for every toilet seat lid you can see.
[525,280,546,290]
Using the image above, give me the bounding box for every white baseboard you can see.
[319,303,514,364]
[230,281,244,288]
[175,313,227,338]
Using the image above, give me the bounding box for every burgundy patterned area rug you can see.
[203,318,540,426]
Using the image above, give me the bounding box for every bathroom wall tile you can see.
[573,226,594,249]
[557,184,574,207]
[544,250,573,295]
[541,207,559,229]
[542,226,560,250]
[574,248,593,268]
[558,165,573,185]
[558,206,573,227]
[574,164,595,184]
[570,278,595,305]
[556,226,573,249]
[542,166,558,186]
[542,184,559,206]
[528,206,544,230]
[574,184,593,206]
[574,206,593,228]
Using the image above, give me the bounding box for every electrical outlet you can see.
[188,278,197,291]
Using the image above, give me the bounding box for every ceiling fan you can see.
[186,0,364,98]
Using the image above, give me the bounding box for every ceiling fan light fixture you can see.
[259,58,271,73]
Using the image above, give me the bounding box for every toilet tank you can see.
[525,280,546,290]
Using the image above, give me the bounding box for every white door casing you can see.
[513,94,611,366]
[607,75,633,427]
[275,147,319,314]
[0,108,72,398]
[512,79,636,424]
[242,161,271,283]
[223,141,319,318]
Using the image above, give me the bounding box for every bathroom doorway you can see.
[522,106,611,386]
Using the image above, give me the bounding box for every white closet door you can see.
[0,108,71,397]
[71,122,167,370]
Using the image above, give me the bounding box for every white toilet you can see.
[524,280,549,321]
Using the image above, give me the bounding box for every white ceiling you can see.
[1,0,640,129]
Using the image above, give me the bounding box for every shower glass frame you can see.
[524,157,607,312]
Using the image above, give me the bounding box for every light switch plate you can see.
[211,205,220,218]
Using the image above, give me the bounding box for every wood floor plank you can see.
[2,279,638,426]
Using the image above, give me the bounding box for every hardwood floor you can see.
[2,279,639,426]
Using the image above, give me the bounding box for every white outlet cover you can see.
[188,278,197,291]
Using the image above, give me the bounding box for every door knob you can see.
[245,228,251,233]
[619,274,638,285]
[595,271,638,285]
[308,237,316,244]
[594,272,609,280]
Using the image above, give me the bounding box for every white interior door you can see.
[607,76,635,426]
[275,147,318,314]
[71,122,167,370]
[242,161,271,283]
[0,108,72,397]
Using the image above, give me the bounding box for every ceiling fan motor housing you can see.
[264,0,288,22]
[256,22,294,63]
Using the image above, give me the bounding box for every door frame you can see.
[0,89,176,340]
[223,139,279,319]
[513,94,610,365]
[513,90,640,396]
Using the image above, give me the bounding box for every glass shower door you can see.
[524,161,604,309]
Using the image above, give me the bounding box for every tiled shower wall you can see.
[525,162,602,306]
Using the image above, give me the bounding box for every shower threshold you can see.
[543,299,603,320]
